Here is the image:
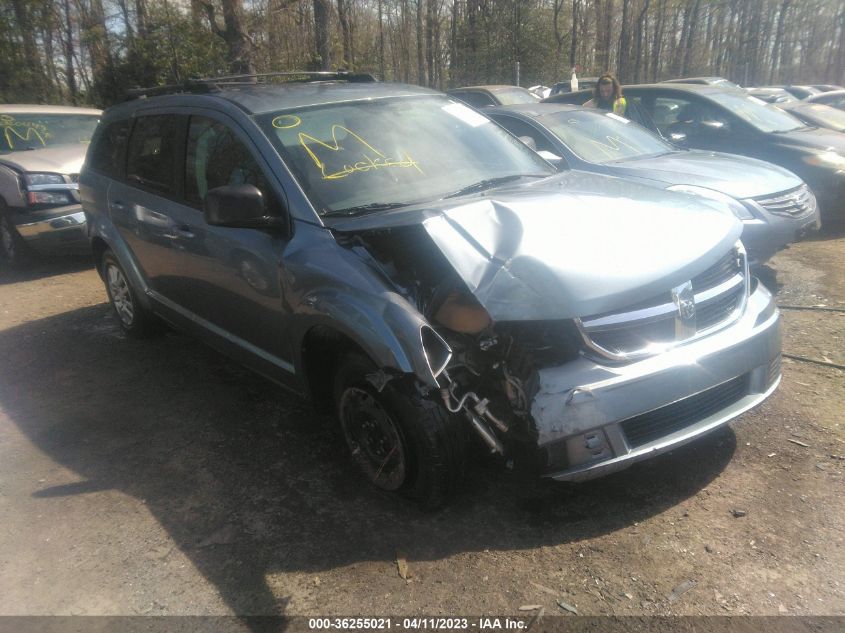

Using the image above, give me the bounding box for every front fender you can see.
[291,286,445,388]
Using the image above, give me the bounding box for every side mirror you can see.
[204,184,284,229]
[537,150,564,167]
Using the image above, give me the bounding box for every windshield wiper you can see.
[442,174,548,199]
[323,201,412,217]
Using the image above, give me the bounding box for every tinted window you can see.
[87,119,130,178]
[492,116,556,153]
[126,115,182,195]
[651,96,731,137]
[185,116,274,208]
[816,94,845,109]
[539,110,673,163]
[706,91,805,133]
[452,91,496,108]
[783,103,845,130]
[492,88,541,105]
[0,113,100,154]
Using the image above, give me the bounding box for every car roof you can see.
[809,89,845,99]
[487,103,585,117]
[662,77,730,84]
[553,77,599,85]
[113,81,441,117]
[448,85,528,93]
[0,104,102,115]
[624,83,737,95]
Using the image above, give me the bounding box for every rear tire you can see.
[333,353,466,509]
[101,250,161,338]
[0,208,30,269]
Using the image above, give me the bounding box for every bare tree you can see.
[200,0,256,75]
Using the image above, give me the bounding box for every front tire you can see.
[333,353,466,509]
[0,209,30,269]
[101,250,160,338]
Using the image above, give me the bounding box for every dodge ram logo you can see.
[671,281,696,339]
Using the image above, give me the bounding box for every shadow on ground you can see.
[0,306,737,617]
[0,254,95,284]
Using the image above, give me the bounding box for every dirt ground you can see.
[0,233,843,621]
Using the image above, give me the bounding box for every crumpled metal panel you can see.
[421,174,742,321]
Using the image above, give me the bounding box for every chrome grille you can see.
[577,242,748,362]
[753,185,816,218]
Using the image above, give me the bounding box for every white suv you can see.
[0,104,101,266]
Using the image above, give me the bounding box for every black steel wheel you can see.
[333,353,466,509]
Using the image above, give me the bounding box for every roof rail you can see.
[124,70,377,101]
[199,71,377,84]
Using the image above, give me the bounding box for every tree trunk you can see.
[378,0,386,79]
[11,0,46,101]
[62,0,78,104]
[337,0,354,68]
[416,0,426,84]
[200,0,255,75]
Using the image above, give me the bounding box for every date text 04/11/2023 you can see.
[307,618,531,630]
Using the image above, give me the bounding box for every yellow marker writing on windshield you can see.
[298,124,422,180]
[272,114,302,129]
[3,126,47,150]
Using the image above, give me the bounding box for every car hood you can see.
[770,127,845,154]
[333,171,742,321]
[605,150,803,198]
[0,143,88,175]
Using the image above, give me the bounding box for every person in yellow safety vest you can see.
[584,73,627,116]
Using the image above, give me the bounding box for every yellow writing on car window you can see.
[272,114,302,129]
[298,125,422,180]
[3,125,47,150]
[0,115,50,150]
[587,134,639,159]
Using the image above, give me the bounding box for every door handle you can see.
[173,224,195,239]
[109,201,125,212]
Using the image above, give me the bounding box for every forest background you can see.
[1,0,844,107]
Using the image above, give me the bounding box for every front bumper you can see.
[741,209,821,267]
[12,205,88,253]
[532,281,781,482]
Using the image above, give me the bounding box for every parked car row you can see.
[546,82,845,228]
[485,102,819,266]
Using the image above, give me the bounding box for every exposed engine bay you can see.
[339,225,583,468]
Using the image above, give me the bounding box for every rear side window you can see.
[87,119,130,178]
[185,116,274,208]
[452,91,496,108]
[126,115,181,195]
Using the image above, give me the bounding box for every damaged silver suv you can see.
[80,74,782,508]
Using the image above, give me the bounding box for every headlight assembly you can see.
[23,172,66,186]
[802,151,845,169]
[667,184,754,220]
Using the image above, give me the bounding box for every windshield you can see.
[494,88,541,105]
[707,91,806,133]
[785,103,845,130]
[539,110,674,163]
[258,96,554,216]
[0,113,100,154]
